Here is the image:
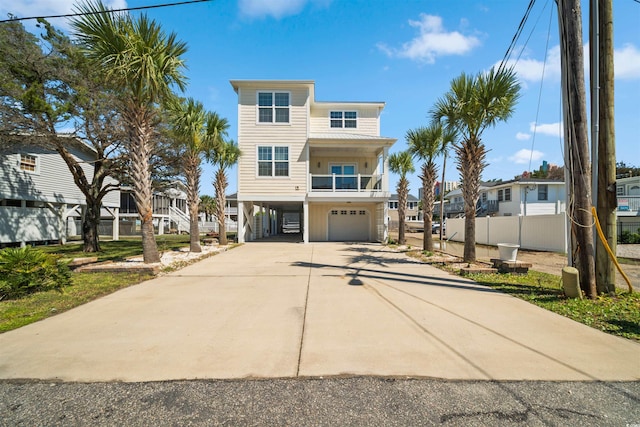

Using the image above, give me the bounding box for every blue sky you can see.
[3,0,639,197]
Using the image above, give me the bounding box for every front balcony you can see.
[617,195,640,215]
[308,174,389,200]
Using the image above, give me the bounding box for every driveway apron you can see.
[0,242,638,382]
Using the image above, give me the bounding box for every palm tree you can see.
[208,139,240,246]
[169,98,228,252]
[199,195,216,222]
[388,151,415,245]
[431,67,520,262]
[407,123,455,252]
[72,0,187,263]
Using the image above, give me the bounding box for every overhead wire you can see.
[0,0,212,24]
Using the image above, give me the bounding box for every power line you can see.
[0,0,212,24]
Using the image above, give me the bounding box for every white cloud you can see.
[529,121,563,138]
[238,0,328,19]
[509,149,544,164]
[516,132,531,141]
[615,43,640,79]
[1,1,127,29]
[498,45,562,83]
[378,14,481,63]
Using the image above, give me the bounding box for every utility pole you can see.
[593,0,617,293]
[557,0,597,298]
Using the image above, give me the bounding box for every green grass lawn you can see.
[40,235,193,262]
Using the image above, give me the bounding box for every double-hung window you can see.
[258,146,289,177]
[330,111,357,128]
[19,154,38,173]
[538,184,548,201]
[258,91,289,123]
[504,187,512,201]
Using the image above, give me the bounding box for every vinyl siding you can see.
[237,87,309,198]
[309,105,380,135]
[309,156,378,175]
[0,144,119,206]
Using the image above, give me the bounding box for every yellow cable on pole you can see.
[591,206,633,293]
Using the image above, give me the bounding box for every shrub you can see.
[0,247,71,300]
[619,231,640,244]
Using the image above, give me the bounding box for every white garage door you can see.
[328,209,370,241]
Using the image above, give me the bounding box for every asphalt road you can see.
[2,378,640,426]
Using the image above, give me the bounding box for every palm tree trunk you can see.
[439,152,447,241]
[214,169,228,245]
[186,154,202,252]
[421,162,437,252]
[456,139,486,263]
[125,103,160,263]
[397,178,408,245]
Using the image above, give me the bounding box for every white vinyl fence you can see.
[446,214,567,253]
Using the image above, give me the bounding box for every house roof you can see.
[390,194,418,201]
[308,132,395,144]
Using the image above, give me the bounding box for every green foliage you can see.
[619,230,640,244]
[0,247,71,300]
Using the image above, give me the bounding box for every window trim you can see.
[329,110,358,129]
[256,91,291,125]
[256,145,290,178]
[538,184,548,201]
[19,153,39,174]
[504,187,512,202]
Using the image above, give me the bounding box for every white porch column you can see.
[382,147,390,193]
[238,201,245,243]
[59,203,67,245]
[303,199,309,243]
[158,216,164,235]
[112,207,120,241]
[383,201,389,243]
[264,203,270,236]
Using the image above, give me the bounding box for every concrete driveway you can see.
[0,242,638,382]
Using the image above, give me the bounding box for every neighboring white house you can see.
[616,175,640,237]
[230,80,396,243]
[442,178,566,218]
[0,137,120,247]
[119,181,190,235]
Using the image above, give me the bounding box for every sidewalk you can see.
[0,242,638,382]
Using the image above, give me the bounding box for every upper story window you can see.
[389,201,398,210]
[330,111,357,128]
[504,187,512,201]
[258,146,289,177]
[407,201,417,210]
[498,190,504,202]
[538,184,548,201]
[258,92,290,123]
[19,154,38,173]
[617,186,625,196]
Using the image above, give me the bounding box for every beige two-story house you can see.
[230,80,396,243]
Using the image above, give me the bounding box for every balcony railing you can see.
[310,174,383,192]
[617,196,640,212]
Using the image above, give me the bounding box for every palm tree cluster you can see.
[393,67,520,262]
[72,0,238,262]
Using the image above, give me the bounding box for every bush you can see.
[619,231,640,244]
[0,247,71,300]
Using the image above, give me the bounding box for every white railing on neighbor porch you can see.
[618,196,640,212]
[309,174,383,192]
[168,206,190,234]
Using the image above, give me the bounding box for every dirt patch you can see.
[397,232,640,290]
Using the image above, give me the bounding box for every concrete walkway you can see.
[0,242,638,383]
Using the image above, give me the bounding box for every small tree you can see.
[407,123,454,251]
[73,0,188,263]
[208,140,240,245]
[199,195,216,222]
[431,67,520,262]
[388,151,415,245]
[169,98,227,252]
